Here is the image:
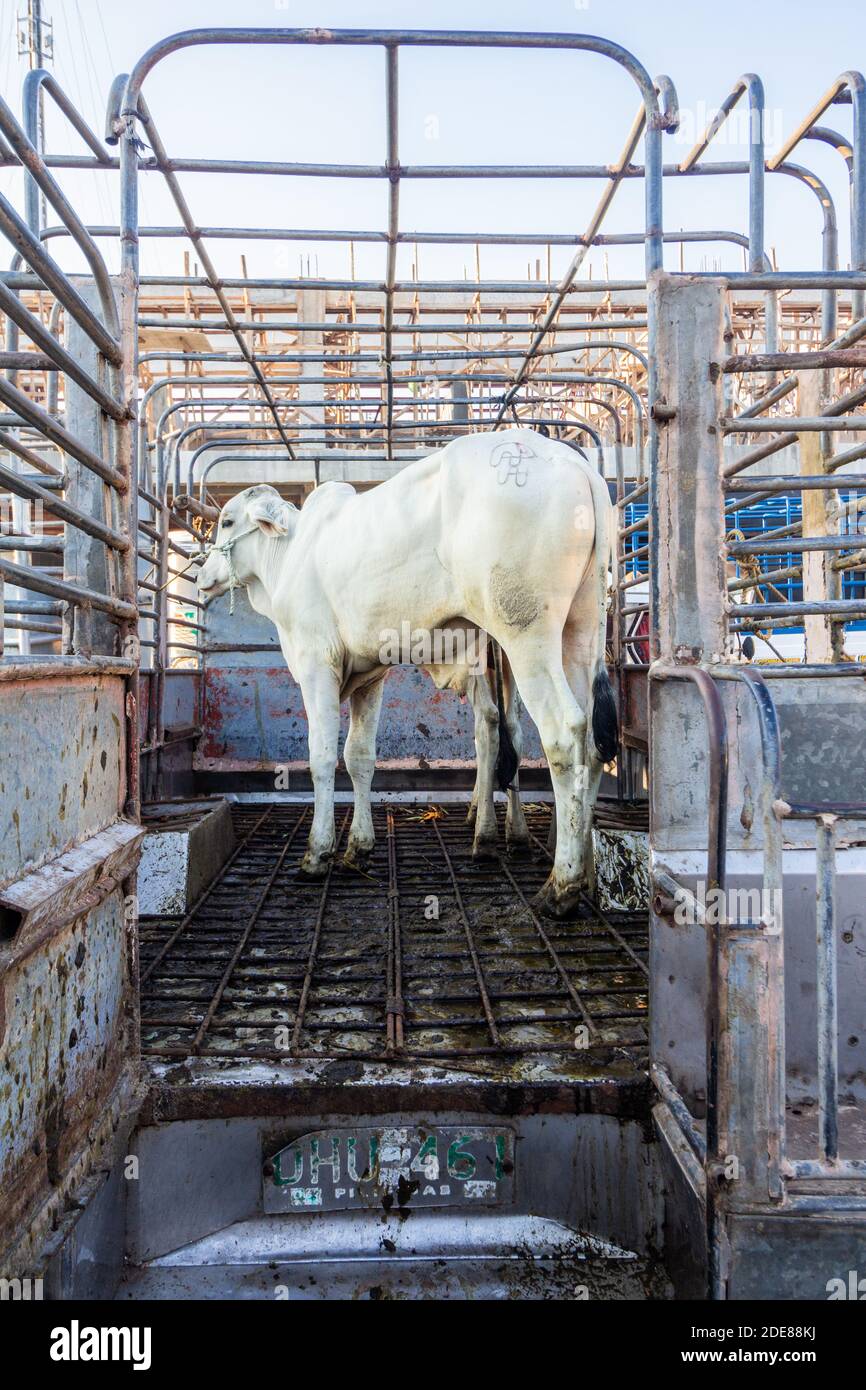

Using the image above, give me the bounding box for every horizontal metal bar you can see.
[0,461,128,551]
[730,599,866,617]
[725,475,866,492]
[1,599,62,614]
[140,274,647,294]
[137,331,649,367]
[723,349,866,373]
[0,377,124,488]
[0,555,136,619]
[722,416,866,433]
[137,317,647,335]
[756,664,866,677]
[721,272,866,290]
[0,190,121,364]
[0,427,64,479]
[2,617,61,634]
[618,480,648,507]
[40,221,745,257]
[785,1159,866,1179]
[0,277,127,421]
[782,801,866,819]
[0,351,58,371]
[0,534,60,551]
[727,536,866,555]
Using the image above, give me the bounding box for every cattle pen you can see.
[1,22,865,1305]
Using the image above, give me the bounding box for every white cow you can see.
[197,428,617,916]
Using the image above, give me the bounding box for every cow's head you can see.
[197,485,295,603]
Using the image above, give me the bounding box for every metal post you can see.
[119,97,141,821]
[799,372,842,663]
[649,272,727,662]
[816,814,839,1162]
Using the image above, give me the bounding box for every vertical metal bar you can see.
[384,44,399,461]
[63,280,115,655]
[495,856,600,1038]
[385,809,404,1054]
[119,95,141,821]
[291,811,350,1055]
[190,807,308,1053]
[430,818,500,1046]
[729,667,786,1199]
[649,273,728,661]
[153,495,170,797]
[816,814,839,1162]
[849,73,866,321]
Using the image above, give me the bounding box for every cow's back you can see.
[437,429,601,620]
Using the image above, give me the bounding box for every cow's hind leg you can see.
[502,664,529,849]
[344,678,385,869]
[502,637,589,917]
[468,672,500,858]
[560,651,602,901]
[562,577,617,902]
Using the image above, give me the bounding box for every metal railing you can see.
[0,76,140,815]
[649,264,866,1297]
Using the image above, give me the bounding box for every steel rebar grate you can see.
[139,802,648,1064]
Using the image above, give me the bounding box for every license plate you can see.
[262,1125,515,1213]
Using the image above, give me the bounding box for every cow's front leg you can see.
[298,667,341,878]
[344,679,384,869]
[468,674,499,858]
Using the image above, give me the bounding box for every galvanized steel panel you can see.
[0,674,126,888]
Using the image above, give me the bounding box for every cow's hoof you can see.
[472,836,499,861]
[297,852,331,880]
[506,830,531,854]
[532,874,585,919]
[466,804,478,826]
[343,842,374,872]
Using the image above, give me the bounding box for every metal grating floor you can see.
[139,802,648,1065]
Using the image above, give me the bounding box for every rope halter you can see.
[203,523,259,616]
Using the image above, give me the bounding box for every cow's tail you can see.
[589,474,619,765]
[492,641,519,791]
[592,662,618,764]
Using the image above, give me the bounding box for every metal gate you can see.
[0,74,140,1275]
[648,258,866,1294]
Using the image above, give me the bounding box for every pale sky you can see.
[0,0,863,285]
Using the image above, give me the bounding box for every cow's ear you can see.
[248,492,294,537]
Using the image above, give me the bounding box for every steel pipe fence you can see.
[0,76,147,815]
[89,27,674,755]
[91,35,861,739]
[648,270,866,1300]
[0,29,864,1302]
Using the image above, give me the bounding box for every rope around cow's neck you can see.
[206,524,259,615]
